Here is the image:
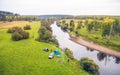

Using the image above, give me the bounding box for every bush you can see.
[65,48,74,59]
[8,26,29,41]
[12,32,23,41]
[24,25,31,30]
[20,31,29,39]
[50,36,59,46]
[7,27,22,33]
[80,57,99,75]
[37,26,59,46]
[37,26,52,41]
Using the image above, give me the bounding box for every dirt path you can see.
[0,21,29,28]
[70,34,120,58]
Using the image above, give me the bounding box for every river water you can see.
[51,22,120,75]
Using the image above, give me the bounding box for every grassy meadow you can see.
[0,21,90,75]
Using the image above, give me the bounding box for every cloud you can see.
[0,0,120,15]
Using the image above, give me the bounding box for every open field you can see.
[0,21,90,75]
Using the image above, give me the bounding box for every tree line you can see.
[37,19,59,46]
[2,16,38,21]
[58,17,120,37]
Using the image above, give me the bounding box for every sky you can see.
[0,0,120,15]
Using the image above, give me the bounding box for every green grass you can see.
[61,18,120,52]
[73,25,120,51]
[0,21,90,75]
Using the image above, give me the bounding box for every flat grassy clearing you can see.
[0,21,90,75]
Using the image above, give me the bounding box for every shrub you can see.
[8,26,29,41]
[37,26,59,46]
[37,26,52,41]
[7,27,22,33]
[12,32,23,41]
[20,31,29,39]
[80,57,99,75]
[12,31,29,41]
[65,48,74,59]
[50,36,59,46]
[24,25,31,30]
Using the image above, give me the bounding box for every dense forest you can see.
[0,11,38,21]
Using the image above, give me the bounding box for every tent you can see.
[54,50,60,55]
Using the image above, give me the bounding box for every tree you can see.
[70,20,75,27]
[102,23,111,37]
[80,57,99,75]
[113,19,120,36]
[85,19,94,32]
[93,20,100,31]
[65,48,74,59]
[12,32,23,41]
[7,27,23,33]
[24,25,31,30]
[41,19,52,31]
[8,26,29,41]
[69,20,75,32]
[38,26,52,41]
[77,20,82,29]
[37,25,59,46]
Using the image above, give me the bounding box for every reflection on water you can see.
[51,22,120,75]
[115,57,120,64]
[97,52,107,61]
[86,47,94,52]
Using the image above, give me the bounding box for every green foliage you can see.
[24,25,31,30]
[85,20,94,32]
[8,26,29,41]
[69,20,75,32]
[59,20,69,31]
[7,26,23,33]
[77,20,82,29]
[65,48,74,59]
[12,32,23,41]
[80,57,99,75]
[93,20,101,31]
[37,26,52,41]
[37,22,59,46]
[102,23,111,37]
[58,17,120,51]
[20,31,29,39]
[5,16,38,21]
[0,21,90,75]
[113,19,120,35]
[41,19,52,31]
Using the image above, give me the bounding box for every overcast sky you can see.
[0,0,120,15]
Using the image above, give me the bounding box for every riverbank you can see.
[70,34,120,58]
[0,21,91,75]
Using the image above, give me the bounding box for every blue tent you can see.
[54,50,60,55]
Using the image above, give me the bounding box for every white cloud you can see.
[0,0,120,15]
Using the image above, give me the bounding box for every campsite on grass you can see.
[0,0,120,75]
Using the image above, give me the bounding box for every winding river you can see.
[51,21,120,75]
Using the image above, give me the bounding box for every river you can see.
[51,21,120,75]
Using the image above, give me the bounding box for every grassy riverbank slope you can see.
[0,21,90,75]
[58,19,120,52]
